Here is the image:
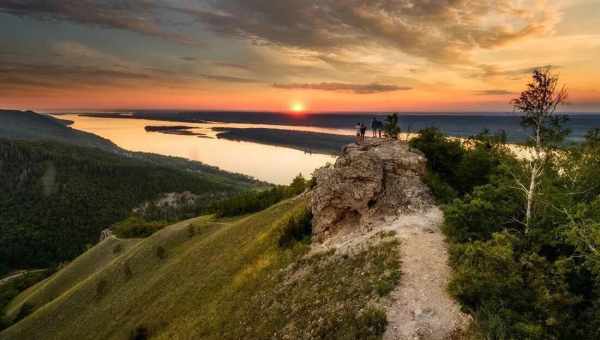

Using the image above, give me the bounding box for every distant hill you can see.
[0,110,118,152]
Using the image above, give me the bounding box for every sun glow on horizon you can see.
[290,101,306,113]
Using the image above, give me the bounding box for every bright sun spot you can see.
[290,102,305,113]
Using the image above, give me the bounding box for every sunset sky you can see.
[1,0,600,112]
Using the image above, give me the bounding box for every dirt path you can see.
[383,207,470,340]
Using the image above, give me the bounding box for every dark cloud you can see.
[180,56,198,62]
[212,62,252,71]
[474,90,515,96]
[0,58,169,97]
[0,0,195,44]
[199,74,259,83]
[273,82,411,94]
[190,0,557,64]
[0,1,558,64]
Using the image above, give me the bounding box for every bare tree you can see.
[510,67,569,232]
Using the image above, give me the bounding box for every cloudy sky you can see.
[1,0,600,112]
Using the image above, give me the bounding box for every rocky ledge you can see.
[311,139,434,241]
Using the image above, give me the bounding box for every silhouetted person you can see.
[371,118,379,137]
[355,122,362,144]
[360,123,367,143]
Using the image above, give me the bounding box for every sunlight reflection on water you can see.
[64,114,339,185]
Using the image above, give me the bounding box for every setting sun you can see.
[290,102,305,113]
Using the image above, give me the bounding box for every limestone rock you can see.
[311,139,433,241]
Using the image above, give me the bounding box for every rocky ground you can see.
[310,139,470,339]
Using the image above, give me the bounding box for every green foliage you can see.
[383,113,401,139]
[211,174,310,217]
[422,172,458,204]
[278,206,312,248]
[112,216,168,239]
[444,183,523,243]
[355,307,388,339]
[0,139,242,273]
[410,127,507,197]
[415,125,600,339]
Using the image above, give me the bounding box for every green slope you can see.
[1,197,400,340]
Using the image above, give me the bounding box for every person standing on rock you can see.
[355,122,362,144]
[371,118,379,138]
[360,123,367,143]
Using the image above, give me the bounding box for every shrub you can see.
[278,207,312,248]
[410,127,507,196]
[96,279,108,299]
[211,174,311,218]
[156,246,166,260]
[355,307,388,338]
[423,172,457,204]
[186,224,196,238]
[112,216,168,239]
[444,183,522,243]
[122,263,133,280]
[113,244,123,254]
[129,326,149,340]
[15,303,34,322]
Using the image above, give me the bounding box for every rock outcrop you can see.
[311,139,433,241]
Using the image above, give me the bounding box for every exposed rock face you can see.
[311,140,433,241]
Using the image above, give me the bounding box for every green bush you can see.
[14,302,34,323]
[423,172,457,204]
[112,216,168,239]
[410,127,507,197]
[278,206,312,248]
[156,246,166,260]
[211,174,310,217]
[444,183,522,243]
[129,326,149,340]
[96,279,108,300]
[355,307,388,339]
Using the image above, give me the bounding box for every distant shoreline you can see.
[71,112,600,143]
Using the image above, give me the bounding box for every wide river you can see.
[64,114,339,185]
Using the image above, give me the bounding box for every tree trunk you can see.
[525,163,537,233]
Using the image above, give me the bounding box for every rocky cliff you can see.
[311,139,434,242]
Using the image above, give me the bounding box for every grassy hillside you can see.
[1,197,400,339]
[0,139,249,275]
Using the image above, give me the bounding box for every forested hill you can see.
[0,110,118,152]
[0,139,247,276]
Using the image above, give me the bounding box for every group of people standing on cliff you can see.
[355,117,384,144]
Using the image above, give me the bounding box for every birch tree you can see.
[510,67,569,232]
